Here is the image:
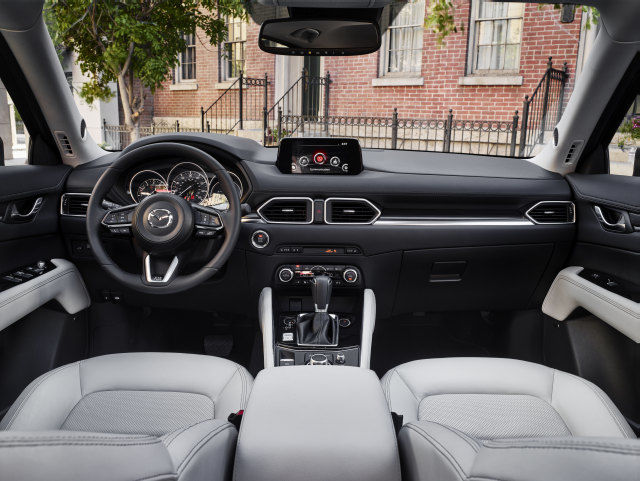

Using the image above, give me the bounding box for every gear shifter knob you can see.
[311,275,332,312]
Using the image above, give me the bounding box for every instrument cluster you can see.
[127,161,244,210]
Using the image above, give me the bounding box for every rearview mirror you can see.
[259,19,381,56]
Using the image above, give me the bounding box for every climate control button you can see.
[278,267,294,283]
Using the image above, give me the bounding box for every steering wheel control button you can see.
[330,156,341,166]
[313,152,327,165]
[251,230,270,249]
[343,268,358,283]
[278,267,294,283]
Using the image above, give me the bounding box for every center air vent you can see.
[60,193,91,216]
[258,197,313,224]
[325,198,381,224]
[526,201,575,224]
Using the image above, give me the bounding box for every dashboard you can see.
[124,159,246,210]
[60,133,575,319]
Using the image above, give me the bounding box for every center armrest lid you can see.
[234,366,401,481]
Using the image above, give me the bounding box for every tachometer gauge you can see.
[129,170,168,203]
[204,172,243,210]
[137,178,168,202]
[170,170,209,203]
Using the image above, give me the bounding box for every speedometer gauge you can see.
[170,170,209,203]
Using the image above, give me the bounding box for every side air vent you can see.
[325,198,381,224]
[526,201,575,224]
[564,140,583,164]
[55,131,74,157]
[258,197,313,224]
[60,193,91,217]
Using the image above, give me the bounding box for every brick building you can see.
[125,1,594,152]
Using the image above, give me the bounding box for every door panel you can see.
[0,164,89,418]
[547,172,640,429]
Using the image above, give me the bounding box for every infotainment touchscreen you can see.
[276,138,363,175]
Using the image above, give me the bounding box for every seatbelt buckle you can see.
[228,410,244,430]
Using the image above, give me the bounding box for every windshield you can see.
[48,1,598,159]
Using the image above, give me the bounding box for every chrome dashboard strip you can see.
[374,218,535,227]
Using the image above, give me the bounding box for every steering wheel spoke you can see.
[142,252,181,285]
[192,204,224,239]
[101,204,136,236]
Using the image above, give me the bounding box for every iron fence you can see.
[264,108,521,157]
[200,72,269,135]
[102,120,201,151]
[519,57,569,156]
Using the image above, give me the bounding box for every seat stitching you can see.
[424,421,481,453]
[163,420,212,448]
[481,444,640,455]
[133,474,176,481]
[405,423,468,479]
[549,371,574,436]
[214,367,242,416]
[567,374,633,438]
[3,363,78,429]
[176,423,234,473]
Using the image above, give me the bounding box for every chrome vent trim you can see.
[55,131,75,157]
[257,197,313,224]
[526,201,575,224]
[60,193,91,217]
[325,198,381,225]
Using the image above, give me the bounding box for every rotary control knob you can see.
[309,353,329,365]
[343,268,358,283]
[278,267,294,283]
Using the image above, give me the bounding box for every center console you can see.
[234,366,400,481]
[259,262,376,368]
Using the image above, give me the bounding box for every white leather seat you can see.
[382,357,639,481]
[0,352,253,481]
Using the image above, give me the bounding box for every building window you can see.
[379,0,425,77]
[220,17,246,81]
[174,33,196,82]
[468,0,524,74]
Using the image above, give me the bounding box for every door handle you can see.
[6,197,43,223]
[593,205,631,233]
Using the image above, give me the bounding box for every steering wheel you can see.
[86,142,241,294]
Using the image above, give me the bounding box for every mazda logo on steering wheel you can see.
[147,208,174,229]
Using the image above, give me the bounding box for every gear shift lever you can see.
[312,275,332,312]
[296,275,338,346]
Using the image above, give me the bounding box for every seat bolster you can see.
[382,358,555,420]
[471,437,640,481]
[214,364,253,417]
[0,362,82,431]
[0,431,176,481]
[381,369,421,423]
[78,353,250,414]
[550,370,635,438]
[399,421,480,481]
[162,420,237,481]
